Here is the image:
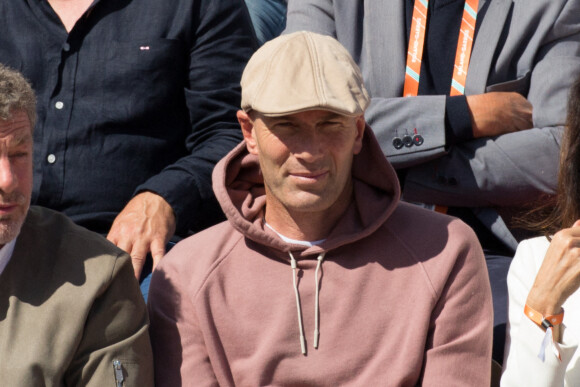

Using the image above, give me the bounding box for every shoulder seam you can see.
[190,231,246,303]
[384,221,441,301]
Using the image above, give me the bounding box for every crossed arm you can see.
[285,0,580,207]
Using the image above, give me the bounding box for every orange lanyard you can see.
[403,0,479,97]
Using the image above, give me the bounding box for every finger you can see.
[106,224,132,252]
[557,225,580,240]
[113,237,134,257]
[131,257,145,280]
[106,228,119,245]
[506,93,532,131]
[150,238,167,271]
[130,240,150,279]
[513,110,533,131]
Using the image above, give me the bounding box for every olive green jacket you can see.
[0,206,154,386]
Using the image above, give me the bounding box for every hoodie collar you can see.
[212,124,401,256]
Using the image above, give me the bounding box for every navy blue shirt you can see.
[0,0,256,236]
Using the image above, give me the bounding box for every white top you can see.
[502,236,580,387]
[0,239,16,277]
[264,221,326,247]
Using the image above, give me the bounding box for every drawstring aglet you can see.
[300,334,306,355]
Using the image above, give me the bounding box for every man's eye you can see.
[273,122,297,131]
[322,121,345,129]
[9,152,28,159]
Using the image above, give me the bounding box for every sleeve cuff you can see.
[445,95,473,145]
[135,170,215,236]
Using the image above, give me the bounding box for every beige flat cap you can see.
[241,31,370,117]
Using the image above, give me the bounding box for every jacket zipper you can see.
[113,360,124,386]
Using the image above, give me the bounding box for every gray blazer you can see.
[286,0,580,250]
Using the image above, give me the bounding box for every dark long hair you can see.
[525,77,580,236]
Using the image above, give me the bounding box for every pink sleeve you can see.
[148,261,220,387]
[421,225,493,386]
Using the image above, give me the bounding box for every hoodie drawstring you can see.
[314,253,324,349]
[288,251,306,355]
[288,251,326,355]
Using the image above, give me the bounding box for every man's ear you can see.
[237,110,258,155]
[353,115,366,155]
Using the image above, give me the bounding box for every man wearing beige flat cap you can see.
[148,31,492,386]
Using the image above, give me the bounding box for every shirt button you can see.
[55,101,64,110]
[47,154,56,164]
[62,43,71,52]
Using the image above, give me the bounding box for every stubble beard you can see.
[0,192,29,245]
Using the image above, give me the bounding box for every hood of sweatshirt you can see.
[212,124,401,257]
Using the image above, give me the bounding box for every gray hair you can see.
[0,64,36,128]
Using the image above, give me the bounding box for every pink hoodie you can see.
[148,127,493,386]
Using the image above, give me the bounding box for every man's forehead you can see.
[260,110,352,122]
[0,111,32,141]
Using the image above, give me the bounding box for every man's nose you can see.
[0,158,18,194]
[293,131,325,162]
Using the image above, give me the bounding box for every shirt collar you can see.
[0,238,17,277]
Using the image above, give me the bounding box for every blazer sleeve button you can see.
[393,137,404,149]
[413,134,424,146]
